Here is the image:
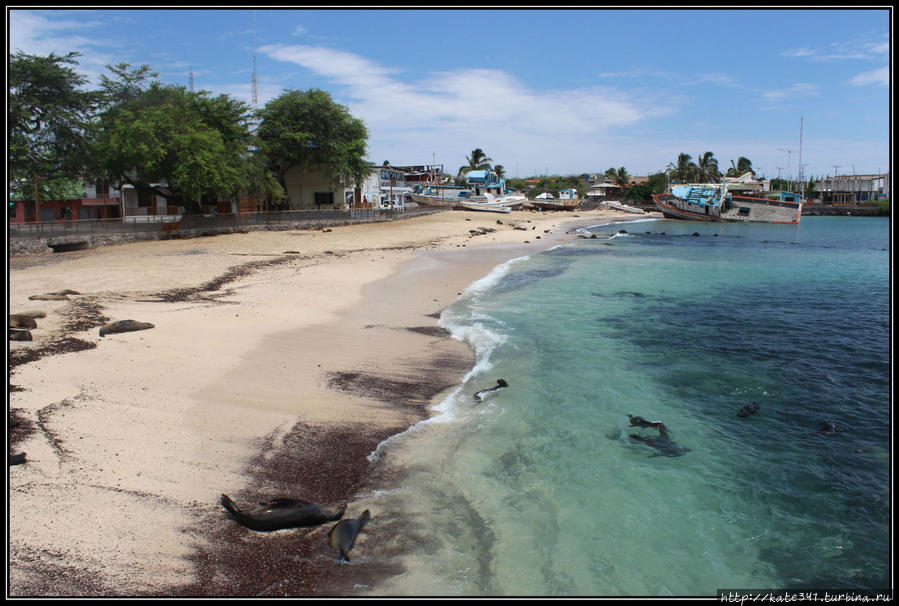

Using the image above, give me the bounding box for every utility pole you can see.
[189,66,194,92]
[252,11,258,111]
[833,165,841,204]
[778,148,793,191]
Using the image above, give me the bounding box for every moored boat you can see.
[606,201,646,214]
[459,200,511,213]
[652,183,802,223]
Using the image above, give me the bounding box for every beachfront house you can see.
[584,181,622,202]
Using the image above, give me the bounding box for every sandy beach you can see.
[8,207,657,597]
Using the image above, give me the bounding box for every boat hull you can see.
[459,201,511,213]
[653,194,802,223]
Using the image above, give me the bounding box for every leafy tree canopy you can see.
[9,51,99,202]
[256,88,372,189]
[95,82,253,206]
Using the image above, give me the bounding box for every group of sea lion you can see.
[220,494,371,561]
[626,402,847,459]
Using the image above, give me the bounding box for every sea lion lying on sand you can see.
[629,433,691,457]
[29,294,70,301]
[99,320,155,337]
[48,289,80,296]
[474,379,508,403]
[9,452,27,466]
[9,329,33,342]
[328,509,371,561]
[737,402,760,417]
[220,494,346,532]
[9,315,38,329]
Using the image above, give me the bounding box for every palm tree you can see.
[696,151,721,182]
[605,166,630,187]
[493,164,505,179]
[726,156,754,178]
[457,148,493,180]
[667,153,698,183]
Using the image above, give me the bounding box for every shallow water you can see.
[360,217,891,597]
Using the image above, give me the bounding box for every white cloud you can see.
[8,10,114,83]
[847,66,888,87]
[259,43,678,173]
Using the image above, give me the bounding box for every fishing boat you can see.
[531,198,583,211]
[459,200,511,213]
[606,200,646,214]
[652,182,802,223]
[409,184,473,206]
[483,192,526,209]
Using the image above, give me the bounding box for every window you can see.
[137,189,155,208]
[95,179,110,196]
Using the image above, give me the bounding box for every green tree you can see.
[493,164,506,179]
[605,166,631,187]
[726,156,754,177]
[256,88,372,195]
[9,51,99,215]
[95,82,252,210]
[667,153,698,183]
[457,148,493,180]
[696,151,721,182]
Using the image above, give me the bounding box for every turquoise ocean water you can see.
[361,216,891,597]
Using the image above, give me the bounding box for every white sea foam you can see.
[367,258,518,464]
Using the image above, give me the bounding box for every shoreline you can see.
[7,208,660,596]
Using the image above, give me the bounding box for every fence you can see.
[8,206,447,240]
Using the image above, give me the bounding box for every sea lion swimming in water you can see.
[328,509,371,561]
[99,320,155,337]
[220,494,346,532]
[817,420,845,435]
[627,414,668,435]
[737,402,760,417]
[629,433,690,457]
[474,379,508,403]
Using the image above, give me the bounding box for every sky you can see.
[8,7,892,180]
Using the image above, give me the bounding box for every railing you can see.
[8,206,448,240]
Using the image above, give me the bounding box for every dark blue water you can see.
[363,216,891,596]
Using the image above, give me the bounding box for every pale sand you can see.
[7,208,658,596]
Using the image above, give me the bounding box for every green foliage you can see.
[457,148,493,181]
[256,89,372,189]
[95,82,252,204]
[8,51,99,202]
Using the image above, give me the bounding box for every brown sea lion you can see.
[737,402,760,417]
[629,433,690,457]
[48,289,80,295]
[627,414,669,435]
[9,315,38,329]
[220,494,346,532]
[474,379,508,403]
[328,510,371,561]
[29,294,69,301]
[99,320,154,337]
[9,329,33,342]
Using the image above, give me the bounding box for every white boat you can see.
[459,200,511,213]
[606,201,646,214]
[483,192,526,209]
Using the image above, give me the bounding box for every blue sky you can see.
[8,7,891,180]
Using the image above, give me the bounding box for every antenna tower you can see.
[252,11,258,110]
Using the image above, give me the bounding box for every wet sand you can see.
[7,208,658,596]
